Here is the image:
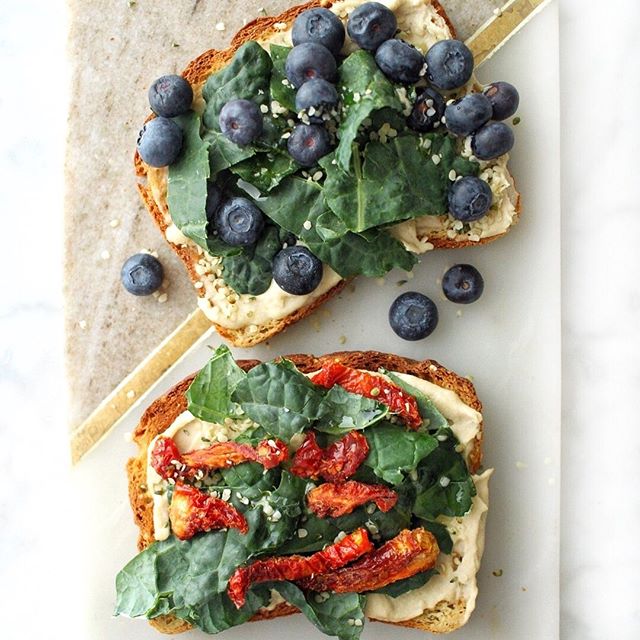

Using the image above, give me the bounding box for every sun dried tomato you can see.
[169,483,248,540]
[290,431,369,483]
[297,528,439,593]
[311,362,422,429]
[227,527,373,608]
[307,481,398,518]
[150,436,288,480]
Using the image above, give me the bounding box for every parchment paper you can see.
[64,0,505,430]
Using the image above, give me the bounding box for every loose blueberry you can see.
[292,8,345,56]
[287,123,332,167]
[205,182,223,225]
[407,87,445,132]
[137,117,183,167]
[285,43,337,89]
[389,292,438,341]
[448,176,493,222]
[148,74,193,118]
[272,246,323,295]
[425,39,474,90]
[347,2,397,51]
[219,99,263,146]
[444,93,492,137]
[442,264,484,304]
[214,197,265,246]
[295,79,339,120]
[121,253,164,296]
[471,121,514,160]
[483,81,519,121]
[374,39,424,84]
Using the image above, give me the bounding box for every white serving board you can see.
[70,4,560,638]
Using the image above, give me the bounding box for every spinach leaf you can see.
[166,111,210,250]
[220,225,284,295]
[186,345,246,422]
[368,570,436,597]
[335,50,403,170]
[207,130,257,176]
[385,372,449,432]
[314,385,389,434]
[412,447,476,520]
[363,422,438,485]
[417,519,453,554]
[232,359,327,440]
[231,150,299,193]
[273,582,366,640]
[202,42,272,132]
[269,44,296,112]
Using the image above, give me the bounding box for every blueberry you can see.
[471,122,514,160]
[483,81,519,121]
[121,253,164,296]
[272,246,323,295]
[292,8,345,55]
[444,93,492,137]
[214,197,265,246]
[219,99,263,146]
[205,182,222,224]
[425,39,474,90]
[285,43,337,89]
[137,117,183,167]
[374,39,424,84]
[442,264,484,304]
[295,79,339,120]
[389,292,438,341]
[407,87,445,132]
[287,123,332,167]
[148,74,193,118]
[448,176,493,222]
[347,2,397,51]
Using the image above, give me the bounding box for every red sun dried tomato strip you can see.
[227,527,373,608]
[150,436,288,480]
[307,481,398,518]
[297,528,439,593]
[311,362,422,429]
[169,483,248,540]
[290,431,369,483]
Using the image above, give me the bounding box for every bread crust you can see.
[134,0,521,347]
[126,350,483,634]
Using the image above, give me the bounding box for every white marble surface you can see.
[0,0,638,638]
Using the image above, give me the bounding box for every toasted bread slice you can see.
[126,350,485,634]
[135,0,521,348]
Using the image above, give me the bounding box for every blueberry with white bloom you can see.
[347,2,397,51]
[448,176,493,221]
[442,264,484,304]
[148,74,193,117]
[444,93,492,137]
[374,39,424,84]
[483,81,519,121]
[471,121,514,160]
[214,197,265,246]
[389,292,439,340]
[425,39,474,90]
[285,43,337,89]
[219,99,263,146]
[272,246,323,295]
[121,253,164,296]
[137,117,183,167]
[292,8,345,55]
[295,79,339,118]
[408,87,445,132]
[287,123,332,167]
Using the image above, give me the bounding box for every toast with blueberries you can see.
[116,348,491,636]
[134,0,521,347]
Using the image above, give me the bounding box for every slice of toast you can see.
[126,350,485,635]
[135,0,522,348]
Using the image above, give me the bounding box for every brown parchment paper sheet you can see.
[64,0,505,430]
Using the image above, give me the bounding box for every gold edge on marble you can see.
[467,0,552,66]
[70,308,212,464]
